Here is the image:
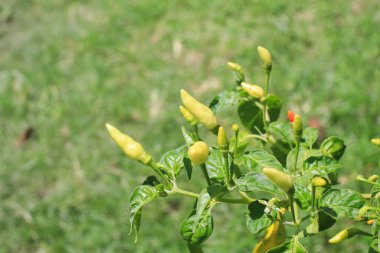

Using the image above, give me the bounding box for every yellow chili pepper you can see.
[179,106,197,126]
[252,221,286,253]
[311,177,327,187]
[368,175,378,182]
[293,114,303,140]
[106,123,152,164]
[241,82,264,98]
[217,127,228,150]
[263,167,293,193]
[257,46,272,71]
[371,138,380,146]
[188,141,209,165]
[180,89,219,131]
[329,229,349,244]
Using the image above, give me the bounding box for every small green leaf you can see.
[229,130,251,159]
[246,200,274,234]
[267,236,307,253]
[205,148,231,184]
[268,121,294,147]
[321,136,346,160]
[302,127,319,149]
[266,94,282,123]
[299,211,335,237]
[182,127,197,145]
[237,98,263,134]
[286,147,322,172]
[159,146,187,178]
[319,189,365,219]
[236,172,282,195]
[238,149,285,173]
[129,185,160,242]
[183,157,193,180]
[180,187,221,244]
[303,156,343,177]
[209,89,241,112]
[294,184,312,210]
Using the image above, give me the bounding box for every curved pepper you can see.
[241,82,264,98]
[263,167,294,193]
[257,46,272,71]
[180,89,219,131]
[106,123,152,164]
[179,106,197,126]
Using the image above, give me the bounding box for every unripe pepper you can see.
[106,123,152,164]
[179,106,197,126]
[372,138,380,147]
[188,141,209,165]
[292,114,303,140]
[227,61,245,84]
[257,46,272,71]
[217,127,228,150]
[180,89,219,132]
[231,124,239,132]
[263,167,293,193]
[241,82,264,98]
[368,175,378,182]
[311,177,327,187]
[329,228,371,244]
[329,229,349,244]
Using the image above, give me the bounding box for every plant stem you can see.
[187,244,203,253]
[239,191,255,203]
[312,185,316,212]
[175,188,200,198]
[218,197,251,204]
[293,141,300,175]
[200,164,212,186]
[247,134,268,142]
[262,70,271,129]
[233,129,242,178]
[193,124,199,141]
[222,151,233,190]
[289,194,297,225]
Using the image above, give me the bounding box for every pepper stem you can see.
[262,69,271,129]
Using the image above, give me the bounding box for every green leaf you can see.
[238,149,285,173]
[229,130,251,159]
[159,145,187,179]
[182,126,197,145]
[303,156,343,177]
[267,236,307,253]
[183,157,193,180]
[237,98,263,134]
[266,94,282,123]
[180,187,221,244]
[268,121,294,147]
[209,89,241,112]
[302,127,319,149]
[321,136,346,160]
[142,175,160,186]
[205,148,231,184]
[246,200,274,234]
[299,211,335,237]
[286,147,322,172]
[294,184,312,210]
[236,172,282,195]
[319,189,365,219]
[129,185,160,242]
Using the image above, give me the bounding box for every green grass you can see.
[1,0,380,252]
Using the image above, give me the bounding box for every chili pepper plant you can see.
[106,46,380,252]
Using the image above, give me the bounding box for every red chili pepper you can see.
[288,110,295,123]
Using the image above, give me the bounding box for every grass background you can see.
[1,0,380,252]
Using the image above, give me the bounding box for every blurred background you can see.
[1,0,380,252]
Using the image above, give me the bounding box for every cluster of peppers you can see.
[106,46,380,252]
